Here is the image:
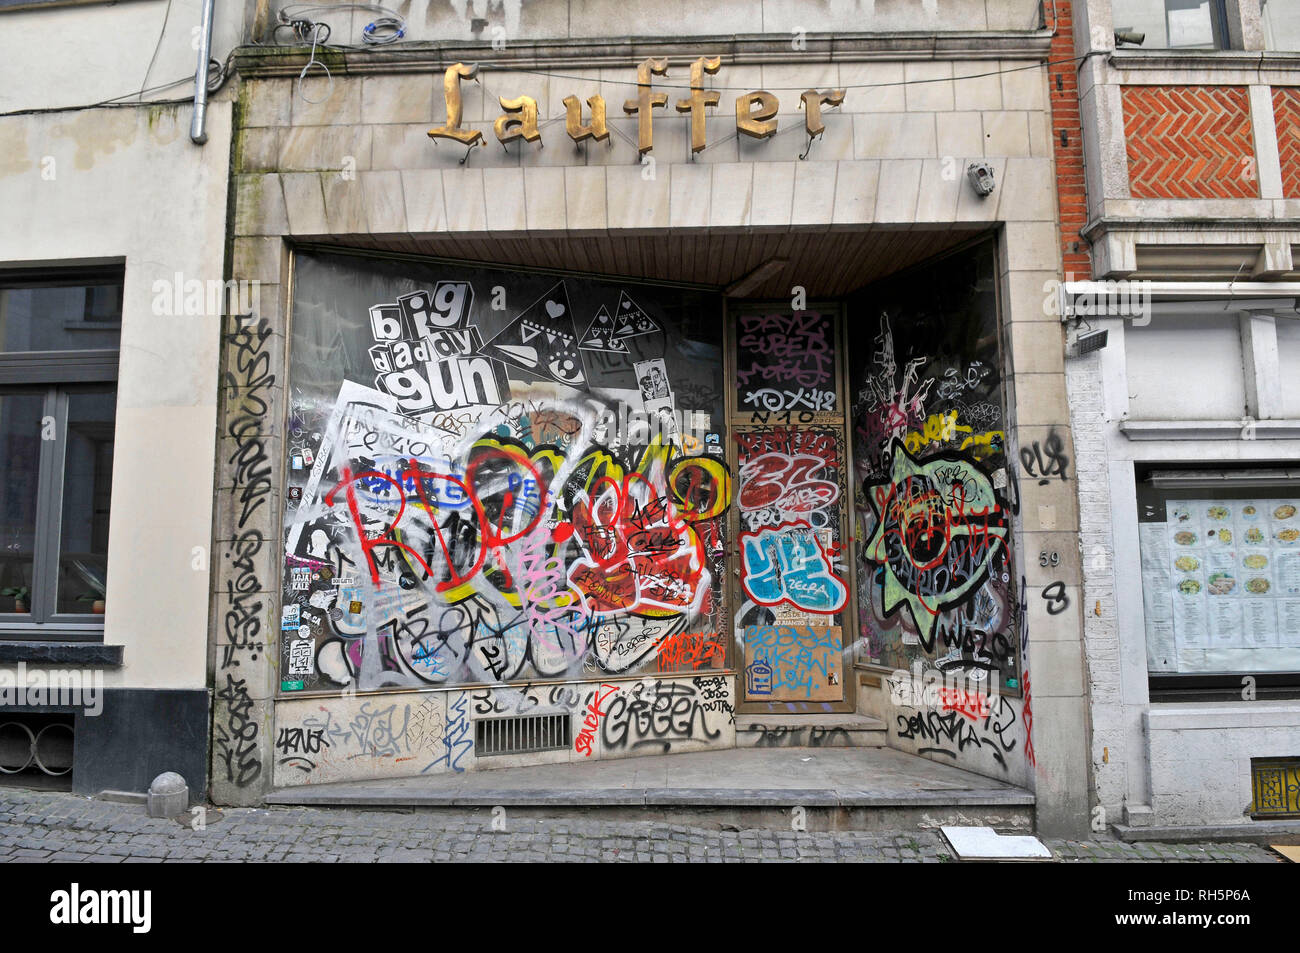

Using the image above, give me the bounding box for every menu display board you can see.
[1142,497,1300,673]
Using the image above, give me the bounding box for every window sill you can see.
[1108,49,1300,71]
[0,641,121,666]
[1120,419,1300,440]
[1148,700,1300,724]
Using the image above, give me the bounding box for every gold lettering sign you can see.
[494,95,541,145]
[425,58,845,158]
[623,57,669,155]
[801,88,845,138]
[429,62,484,147]
[564,94,609,143]
[736,90,778,140]
[676,56,721,154]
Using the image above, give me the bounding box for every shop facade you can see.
[1069,0,1300,829]
[216,0,1091,833]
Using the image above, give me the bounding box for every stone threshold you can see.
[1113,820,1300,844]
[264,745,1034,810]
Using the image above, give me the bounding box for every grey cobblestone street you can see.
[0,787,1283,863]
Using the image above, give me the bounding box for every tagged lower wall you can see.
[273,675,735,786]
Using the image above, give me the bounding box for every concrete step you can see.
[734,713,888,748]
[263,747,1033,833]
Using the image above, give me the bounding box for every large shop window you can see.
[1112,0,1229,49]
[846,238,1024,698]
[0,269,119,637]
[284,249,729,694]
[1138,466,1300,698]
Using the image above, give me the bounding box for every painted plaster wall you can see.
[0,0,245,113]
[0,101,232,690]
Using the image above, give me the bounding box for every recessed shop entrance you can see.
[271,224,1019,783]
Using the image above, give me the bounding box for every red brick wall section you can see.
[1122,86,1259,199]
[1049,0,1089,277]
[1273,88,1300,199]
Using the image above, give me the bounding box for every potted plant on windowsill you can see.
[1,587,30,613]
[77,594,106,614]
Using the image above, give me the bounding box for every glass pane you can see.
[847,238,1022,694]
[1140,489,1300,674]
[1113,0,1220,49]
[0,393,44,614]
[282,250,729,694]
[734,310,839,416]
[1263,0,1300,51]
[0,280,123,352]
[56,388,115,614]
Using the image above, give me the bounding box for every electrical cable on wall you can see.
[6,9,1084,120]
[295,23,335,106]
[273,3,406,47]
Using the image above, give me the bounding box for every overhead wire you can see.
[5,5,1087,123]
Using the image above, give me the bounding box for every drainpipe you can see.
[190,0,215,144]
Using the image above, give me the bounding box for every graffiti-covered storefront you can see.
[278,253,739,774]
[216,0,1091,834]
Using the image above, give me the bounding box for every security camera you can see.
[967,162,996,198]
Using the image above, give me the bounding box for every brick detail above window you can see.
[1273,88,1300,199]
[1121,86,1258,199]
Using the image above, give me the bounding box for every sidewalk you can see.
[0,787,1282,862]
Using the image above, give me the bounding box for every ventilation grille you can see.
[475,713,571,757]
[1250,757,1300,818]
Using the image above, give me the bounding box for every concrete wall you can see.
[1066,306,1300,827]
[258,0,1043,46]
[1148,704,1300,824]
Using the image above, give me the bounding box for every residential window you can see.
[0,268,120,638]
[1112,0,1229,49]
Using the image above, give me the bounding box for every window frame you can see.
[1135,463,1300,700]
[0,267,120,641]
[1112,0,1233,51]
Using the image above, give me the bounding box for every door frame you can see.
[725,298,860,715]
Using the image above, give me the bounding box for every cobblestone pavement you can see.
[0,788,1283,862]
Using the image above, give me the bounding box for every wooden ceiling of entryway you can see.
[314,227,988,298]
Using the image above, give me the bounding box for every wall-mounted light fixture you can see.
[1076,326,1109,354]
[966,161,996,198]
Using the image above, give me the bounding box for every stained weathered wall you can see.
[0,0,244,113]
[259,0,1044,47]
